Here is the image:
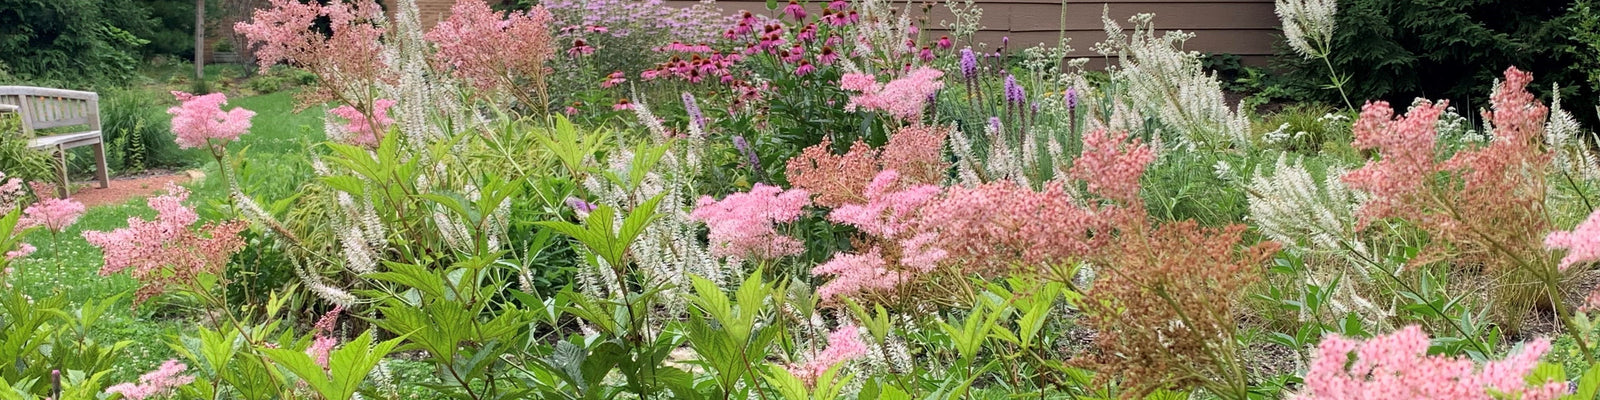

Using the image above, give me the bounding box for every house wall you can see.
[667,0,1280,65]
[399,0,1279,64]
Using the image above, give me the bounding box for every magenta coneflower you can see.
[794,60,816,76]
[612,98,633,110]
[783,0,807,21]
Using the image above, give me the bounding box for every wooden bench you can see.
[0,86,110,198]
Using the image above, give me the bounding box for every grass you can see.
[11,88,323,380]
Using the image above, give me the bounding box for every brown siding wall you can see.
[395,0,1278,63]
[668,0,1279,65]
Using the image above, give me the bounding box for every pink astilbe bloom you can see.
[1069,129,1157,204]
[5,243,35,260]
[426,0,556,99]
[105,359,196,400]
[920,182,1108,275]
[1295,325,1564,400]
[815,171,947,302]
[842,67,944,121]
[20,197,85,232]
[787,325,868,386]
[235,0,389,106]
[690,184,812,261]
[1547,207,1600,271]
[1340,100,1448,227]
[168,92,255,150]
[307,305,343,368]
[84,184,249,303]
[327,98,396,147]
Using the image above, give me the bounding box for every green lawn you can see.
[12,89,322,380]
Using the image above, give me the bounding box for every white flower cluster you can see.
[1275,0,1338,59]
[1094,11,1253,150]
[1246,153,1370,265]
[1545,85,1600,180]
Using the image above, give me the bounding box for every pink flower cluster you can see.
[814,171,946,302]
[786,324,869,386]
[5,243,35,261]
[425,0,556,96]
[106,359,196,400]
[841,68,944,121]
[327,98,396,148]
[1547,207,1600,271]
[307,306,343,368]
[1070,129,1158,204]
[0,173,24,212]
[235,0,389,105]
[1295,325,1563,400]
[641,52,743,84]
[84,184,248,303]
[20,197,85,232]
[919,182,1108,275]
[1339,99,1447,227]
[690,184,812,262]
[168,91,255,150]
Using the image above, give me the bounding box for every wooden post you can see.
[195,0,206,88]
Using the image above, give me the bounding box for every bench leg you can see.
[92,142,109,188]
[53,145,68,199]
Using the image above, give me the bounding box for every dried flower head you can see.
[1079,221,1280,398]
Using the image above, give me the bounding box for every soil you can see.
[50,169,200,207]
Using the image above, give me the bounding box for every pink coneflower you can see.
[795,60,816,76]
[783,0,807,21]
[818,46,839,64]
[919,47,934,62]
[798,24,818,42]
[937,36,952,50]
[784,46,806,63]
[601,70,627,88]
[829,0,847,9]
[567,39,595,57]
[612,98,633,110]
[565,103,580,116]
[587,25,609,33]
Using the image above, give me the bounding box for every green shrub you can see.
[98,89,191,173]
[0,0,157,86]
[1274,0,1594,120]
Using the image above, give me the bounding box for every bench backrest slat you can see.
[0,86,99,135]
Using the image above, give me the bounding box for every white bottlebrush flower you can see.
[1246,152,1370,267]
[1275,0,1338,59]
[1096,11,1251,150]
[1546,84,1600,180]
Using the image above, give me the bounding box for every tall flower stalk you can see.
[1276,0,1351,109]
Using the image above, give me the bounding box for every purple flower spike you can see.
[959,48,977,80]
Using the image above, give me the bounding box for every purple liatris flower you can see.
[959,48,977,80]
[682,92,706,131]
[1065,87,1079,109]
[1003,75,1025,105]
[733,135,761,169]
[988,117,1003,133]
